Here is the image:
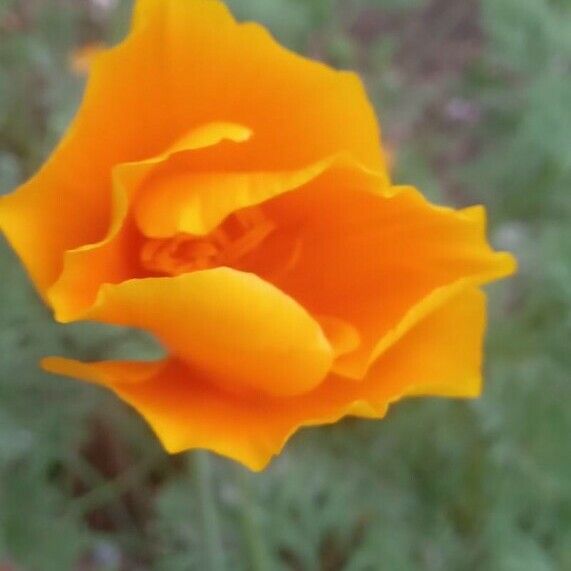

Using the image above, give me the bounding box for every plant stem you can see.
[191,451,226,571]
[236,467,272,570]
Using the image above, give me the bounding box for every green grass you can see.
[0,0,569,569]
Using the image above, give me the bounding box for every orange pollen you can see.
[140,207,275,276]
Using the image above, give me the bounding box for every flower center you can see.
[140,207,275,276]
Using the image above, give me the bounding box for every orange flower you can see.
[0,0,515,470]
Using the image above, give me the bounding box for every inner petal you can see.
[133,156,354,239]
[82,269,334,398]
[243,169,515,379]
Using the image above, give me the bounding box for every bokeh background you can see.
[0,0,570,569]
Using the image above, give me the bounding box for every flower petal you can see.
[84,268,334,397]
[256,172,516,378]
[134,154,382,239]
[131,0,384,171]
[42,356,307,471]
[0,12,176,296]
[42,286,486,471]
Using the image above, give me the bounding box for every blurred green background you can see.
[0,0,570,569]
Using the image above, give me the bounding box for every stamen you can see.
[220,217,275,265]
[140,206,276,276]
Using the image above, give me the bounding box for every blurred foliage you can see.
[0,0,570,569]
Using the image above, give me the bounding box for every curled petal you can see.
[134,154,385,239]
[83,268,334,397]
[256,175,516,378]
[43,287,487,470]
[0,10,177,296]
[131,0,384,171]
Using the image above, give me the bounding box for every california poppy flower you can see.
[0,0,515,470]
